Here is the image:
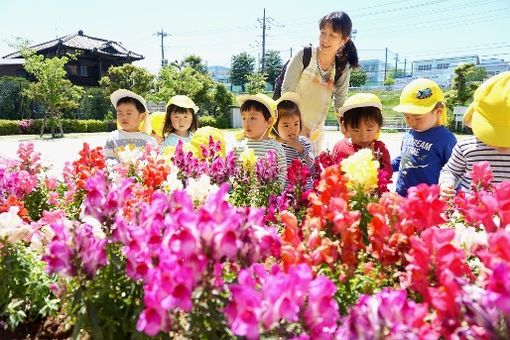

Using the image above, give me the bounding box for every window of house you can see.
[67,64,78,76]
[80,65,89,77]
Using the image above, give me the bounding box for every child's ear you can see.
[267,117,274,126]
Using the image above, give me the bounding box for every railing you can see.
[382,117,408,131]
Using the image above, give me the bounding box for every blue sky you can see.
[0,0,508,73]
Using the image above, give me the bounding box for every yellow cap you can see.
[189,126,227,158]
[393,78,446,125]
[139,111,166,137]
[166,95,199,113]
[338,93,382,116]
[463,71,510,148]
[236,93,277,140]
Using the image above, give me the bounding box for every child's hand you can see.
[283,138,304,153]
[440,185,456,199]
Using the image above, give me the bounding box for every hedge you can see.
[0,119,116,136]
[198,114,230,129]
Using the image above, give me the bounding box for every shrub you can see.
[0,120,19,135]
[0,119,113,135]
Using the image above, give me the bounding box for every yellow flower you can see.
[240,148,257,172]
[341,149,379,193]
[190,126,227,159]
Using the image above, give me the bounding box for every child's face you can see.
[170,110,193,136]
[116,103,144,132]
[403,108,441,132]
[242,108,272,140]
[319,23,348,55]
[345,118,380,148]
[277,114,301,141]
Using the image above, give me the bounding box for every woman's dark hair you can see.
[274,100,302,133]
[319,11,359,68]
[240,100,272,120]
[341,107,383,129]
[163,104,198,137]
[116,97,145,113]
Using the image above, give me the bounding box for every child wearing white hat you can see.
[105,89,157,160]
[161,95,199,148]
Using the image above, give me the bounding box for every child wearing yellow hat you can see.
[439,71,510,195]
[392,78,457,197]
[234,93,287,186]
[333,93,393,178]
[161,95,199,148]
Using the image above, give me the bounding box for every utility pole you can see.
[290,47,293,58]
[395,53,398,73]
[384,47,388,82]
[404,58,407,76]
[154,29,169,67]
[257,8,277,72]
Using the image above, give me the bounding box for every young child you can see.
[333,93,392,178]
[392,78,457,197]
[161,95,199,148]
[439,71,510,195]
[105,89,157,159]
[234,93,287,186]
[273,92,314,188]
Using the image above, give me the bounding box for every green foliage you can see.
[445,63,487,112]
[211,83,234,116]
[0,77,32,120]
[178,55,208,74]
[0,242,59,330]
[349,67,368,87]
[152,65,214,111]
[0,119,112,135]
[79,87,112,120]
[229,52,256,92]
[263,50,283,87]
[245,72,267,95]
[65,243,147,339]
[20,47,84,137]
[199,115,230,129]
[389,68,406,79]
[99,64,156,98]
[383,77,395,86]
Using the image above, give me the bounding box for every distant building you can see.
[208,65,230,85]
[480,58,510,77]
[0,30,143,86]
[412,55,480,87]
[359,59,391,86]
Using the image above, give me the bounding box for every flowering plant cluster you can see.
[1,141,510,339]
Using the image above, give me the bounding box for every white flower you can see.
[186,174,217,205]
[0,207,32,244]
[161,167,184,193]
[452,222,488,253]
[115,144,143,164]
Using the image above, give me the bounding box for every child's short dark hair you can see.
[240,100,272,120]
[163,104,198,137]
[275,100,302,132]
[341,107,383,129]
[116,97,146,113]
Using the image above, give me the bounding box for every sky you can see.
[0,0,509,74]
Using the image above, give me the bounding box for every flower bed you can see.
[0,139,509,339]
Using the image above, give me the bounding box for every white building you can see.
[412,55,480,87]
[359,59,391,85]
[480,58,510,77]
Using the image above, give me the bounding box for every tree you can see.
[263,50,283,88]
[389,68,406,79]
[229,52,255,92]
[21,49,84,138]
[349,67,367,87]
[180,55,208,74]
[79,87,112,120]
[245,72,267,94]
[99,64,155,98]
[445,63,486,111]
[383,77,395,86]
